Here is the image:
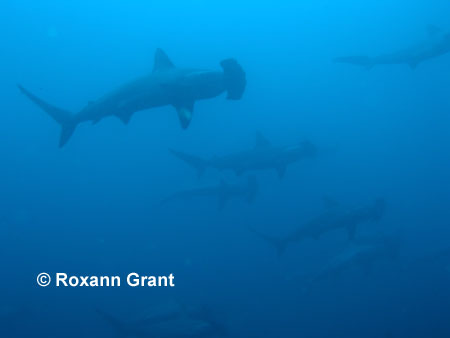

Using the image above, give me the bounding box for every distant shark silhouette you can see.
[96,301,228,338]
[335,25,450,69]
[170,132,318,179]
[162,176,258,211]
[18,49,246,147]
[249,198,386,256]
[301,235,400,291]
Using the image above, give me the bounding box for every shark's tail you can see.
[334,56,374,70]
[96,309,129,338]
[169,148,209,178]
[18,85,77,147]
[246,176,259,204]
[220,58,246,100]
[248,226,288,257]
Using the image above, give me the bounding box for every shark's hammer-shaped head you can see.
[181,58,246,101]
[153,49,246,129]
[221,58,246,100]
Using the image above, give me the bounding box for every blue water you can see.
[1,1,450,337]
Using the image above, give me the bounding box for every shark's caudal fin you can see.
[220,58,246,100]
[169,149,209,177]
[334,56,374,70]
[248,226,288,257]
[18,85,77,147]
[96,309,129,338]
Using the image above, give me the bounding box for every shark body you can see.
[250,198,386,256]
[170,133,317,179]
[97,302,227,338]
[335,26,450,70]
[18,49,246,147]
[305,235,400,287]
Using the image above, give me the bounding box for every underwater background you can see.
[1,0,450,337]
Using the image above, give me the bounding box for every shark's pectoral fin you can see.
[408,61,419,70]
[60,124,77,148]
[175,105,194,129]
[116,112,133,125]
[275,165,287,179]
[173,100,195,129]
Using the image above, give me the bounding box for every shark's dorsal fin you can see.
[426,24,443,37]
[254,132,271,149]
[153,48,175,73]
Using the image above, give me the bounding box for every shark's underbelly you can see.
[377,43,449,64]
[76,79,171,123]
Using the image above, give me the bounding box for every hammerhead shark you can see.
[162,176,258,210]
[302,235,400,290]
[170,132,317,179]
[249,198,386,256]
[335,25,450,69]
[97,301,228,338]
[18,49,246,147]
